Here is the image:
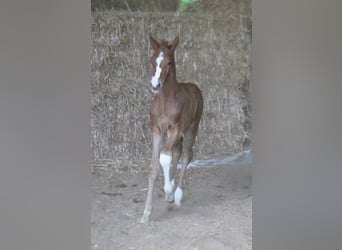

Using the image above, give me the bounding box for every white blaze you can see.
[151,52,164,88]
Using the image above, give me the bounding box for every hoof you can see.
[165,192,174,203]
[140,210,151,224]
[165,178,175,202]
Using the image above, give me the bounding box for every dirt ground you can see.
[91,162,252,250]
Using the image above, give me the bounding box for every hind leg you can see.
[165,138,182,202]
[174,129,197,206]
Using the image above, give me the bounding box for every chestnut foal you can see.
[141,35,203,223]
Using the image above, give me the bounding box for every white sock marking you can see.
[171,178,175,190]
[159,153,172,194]
[151,52,164,88]
[140,210,151,224]
[174,187,183,206]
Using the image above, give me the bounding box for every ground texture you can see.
[92,163,251,250]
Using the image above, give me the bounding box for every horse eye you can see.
[167,61,172,66]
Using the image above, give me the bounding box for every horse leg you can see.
[140,129,162,224]
[160,127,182,202]
[174,129,197,206]
[165,138,182,202]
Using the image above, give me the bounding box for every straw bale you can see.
[91,1,251,168]
[91,0,179,12]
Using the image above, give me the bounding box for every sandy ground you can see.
[91,162,252,250]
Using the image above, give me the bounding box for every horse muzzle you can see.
[151,83,160,93]
[151,79,163,94]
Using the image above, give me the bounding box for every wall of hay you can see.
[91,0,252,167]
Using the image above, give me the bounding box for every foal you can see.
[141,35,203,223]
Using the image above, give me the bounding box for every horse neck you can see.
[161,67,179,97]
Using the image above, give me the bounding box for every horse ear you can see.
[170,34,179,53]
[149,34,160,50]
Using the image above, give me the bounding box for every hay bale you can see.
[91,0,179,12]
[186,0,251,15]
[91,3,251,168]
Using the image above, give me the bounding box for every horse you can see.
[140,34,203,223]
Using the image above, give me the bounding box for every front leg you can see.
[164,138,182,202]
[140,129,162,224]
[160,126,182,202]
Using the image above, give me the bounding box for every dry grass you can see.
[91,0,252,169]
[91,0,179,12]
